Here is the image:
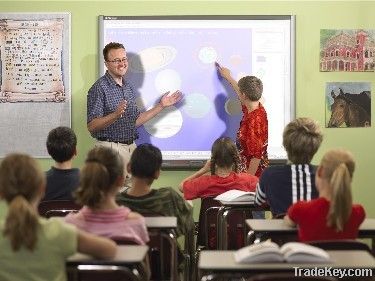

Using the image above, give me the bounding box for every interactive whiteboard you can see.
[99,15,295,167]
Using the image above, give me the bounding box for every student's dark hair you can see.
[129,144,162,184]
[0,153,45,251]
[75,146,124,209]
[103,42,125,61]
[46,126,77,163]
[210,137,240,175]
[238,76,263,101]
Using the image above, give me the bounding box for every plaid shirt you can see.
[87,72,140,142]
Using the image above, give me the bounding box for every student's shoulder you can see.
[290,198,321,211]
[40,217,77,237]
[184,174,212,186]
[236,173,258,184]
[352,204,366,218]
[158,187,180,196]
[261,165,290,179]
[157,187,187,202]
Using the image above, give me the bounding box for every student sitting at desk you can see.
[65,146,149,245]
[180,137,258,200]
[0,153,116,281]
[116,143,195,268]
[43,126,80,201]
[255,117,323,217]
[284,148,365,241]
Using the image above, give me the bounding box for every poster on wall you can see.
[320,29,375,72]
[325,82,371,128]
[0,12,70,157]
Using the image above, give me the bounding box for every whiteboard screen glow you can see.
[100,16,295,167]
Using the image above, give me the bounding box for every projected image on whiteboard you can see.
[101,17,293,162]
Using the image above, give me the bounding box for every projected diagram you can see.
[105,27,251,159]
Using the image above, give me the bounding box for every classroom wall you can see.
[1,1,374,220]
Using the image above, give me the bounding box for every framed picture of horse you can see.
[326,82,371,128]
[320,29,375,72]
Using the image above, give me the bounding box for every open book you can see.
[234,241,331,264]
[214,190,255,204]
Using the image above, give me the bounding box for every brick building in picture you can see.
[320,29,375,72]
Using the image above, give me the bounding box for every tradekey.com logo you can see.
[294,267,373,279]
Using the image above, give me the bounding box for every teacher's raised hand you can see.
[160,90,183,108]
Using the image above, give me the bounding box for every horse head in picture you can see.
[328,89,371,128]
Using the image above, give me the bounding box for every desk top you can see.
[246,219,296,233]
[199,250,375,271]
[219,200,255,206]
[67,245,148,265]
[246,218,375,234]
[144,216,177,229]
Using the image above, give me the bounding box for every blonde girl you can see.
[0,153,116,281]
[285,149,365,241]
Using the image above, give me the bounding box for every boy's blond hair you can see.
[283,117,323,164]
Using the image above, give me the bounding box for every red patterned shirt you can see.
[236,103,269,177]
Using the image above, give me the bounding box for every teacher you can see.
[87,42,182,182]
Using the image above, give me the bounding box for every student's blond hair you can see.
[283,117,323,164]
[238,76,263,101]
[0,154,45,251]
[320,149,355,232]
[75,146,124,209]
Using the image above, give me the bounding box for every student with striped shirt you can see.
[65,146,149,245]
[255,117,323,217]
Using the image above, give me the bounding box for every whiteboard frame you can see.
[99,15,295,168]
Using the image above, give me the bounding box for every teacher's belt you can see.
[96,137,134,145]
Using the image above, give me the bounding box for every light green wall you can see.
[1,1,374,220]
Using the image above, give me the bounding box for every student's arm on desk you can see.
[283,215,296,227]
[77,230,117,259]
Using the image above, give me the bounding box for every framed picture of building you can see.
[0,12,70,157]
[320,29,375,72]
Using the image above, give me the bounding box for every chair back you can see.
[68,264,140,281]
[308,239,371,253]
[197,197,221,249]
[198,197,260,250]
[38,200,81,218]
[138,213,179,281]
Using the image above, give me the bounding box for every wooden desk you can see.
[246,218,375,248]
[199,250,375,280]
[67,245,148,265]
[144,216,177,229]
[67,245,148,281]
